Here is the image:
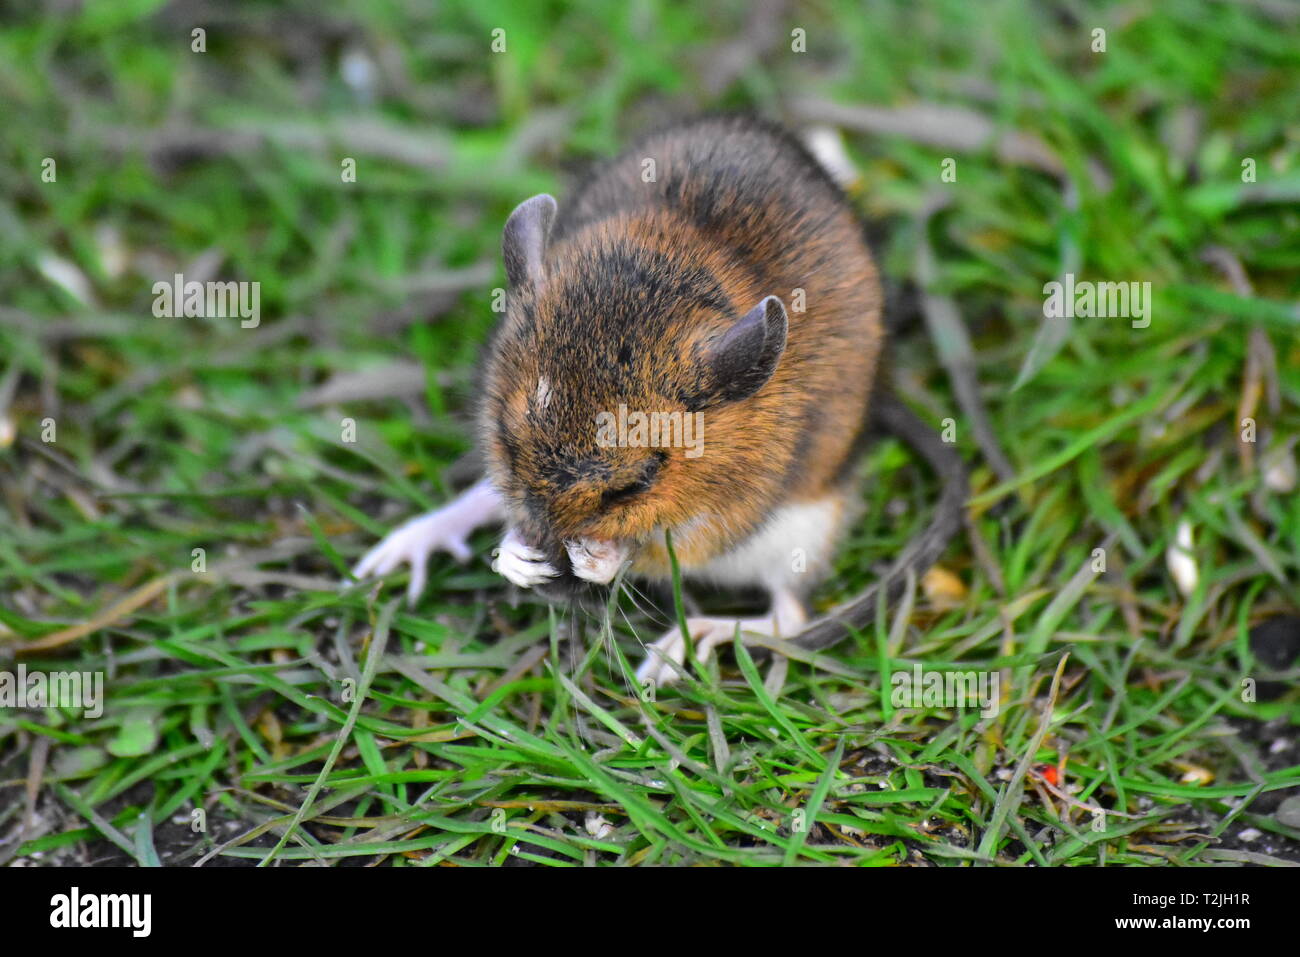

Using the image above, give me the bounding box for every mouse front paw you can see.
[492,528,559,588]
[565,538,627,585]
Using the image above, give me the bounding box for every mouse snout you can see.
[564,538,629,585]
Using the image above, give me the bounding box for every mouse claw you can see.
[405,552,429,608]
[491,528,558,588]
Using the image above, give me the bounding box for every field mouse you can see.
[353,115,967,684]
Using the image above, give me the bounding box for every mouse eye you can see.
[600,452,667,508]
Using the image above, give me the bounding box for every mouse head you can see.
[480,193,789,591]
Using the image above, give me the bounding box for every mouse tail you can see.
[793,391,968,652]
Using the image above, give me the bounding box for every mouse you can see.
[351,114,967,685]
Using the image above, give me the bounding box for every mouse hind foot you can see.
[351,478,505,605]
[634,586,806,688]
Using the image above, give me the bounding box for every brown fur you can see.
[480,115,884,586]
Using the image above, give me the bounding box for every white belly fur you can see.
[688,496,843,593]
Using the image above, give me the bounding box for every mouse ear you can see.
[685,295,788,408]
[503,194,557,287]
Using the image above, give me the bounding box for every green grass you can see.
[1,0,1298,866]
